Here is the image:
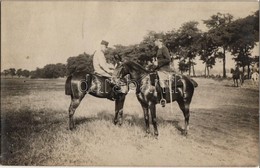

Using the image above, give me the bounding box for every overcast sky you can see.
[1,1,259,72]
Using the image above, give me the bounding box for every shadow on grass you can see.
[74,111,184,135]
[2,107,189,165]
[1,108,67,165]
[223,84,237,88]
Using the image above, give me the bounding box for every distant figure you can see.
[93,40,114,77]
[250,63,259,86]
[231,65,243,87]
[252,63,259,73]
[251,71,259,85]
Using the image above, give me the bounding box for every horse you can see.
[65,72,128,130]
[230,68,243,87]
[113,61,198,136]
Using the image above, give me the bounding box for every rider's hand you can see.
[154,59,158,66]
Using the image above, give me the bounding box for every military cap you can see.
[101,40,109,46]
[154,34,164,40]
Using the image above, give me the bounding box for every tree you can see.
[16,69,23,78]
[203,13,234,78]
[174,21,201,76]
[3,69,10,77]
[30,67,44,78]
[229,12,258,78]
[55,63,66,77]
[22,70,30,78]
[9,68,16,78]
[111,31,158,66]
[67,52,94,76]
[197,32,219,77]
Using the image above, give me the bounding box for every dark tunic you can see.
[156,45,171,71]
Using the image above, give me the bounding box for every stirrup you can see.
[160,98,166,107]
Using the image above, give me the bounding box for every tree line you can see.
[2,11,259,79]
[1,63,66,78]
[68,11,259,78]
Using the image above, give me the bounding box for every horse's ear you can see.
[115,61,123,67]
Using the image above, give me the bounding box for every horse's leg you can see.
[69,96,82,130]
[114,95,126,126]
[240,75,244,86]
[177,99,190,136]
[68,81,86,130]
[149,102,158,136]
[141,103,150,134]
[114,100,119,125]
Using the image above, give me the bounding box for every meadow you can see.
[1,77,259,166]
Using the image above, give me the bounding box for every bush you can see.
[66,52,94,76]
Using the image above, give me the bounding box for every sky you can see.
[1,1,259,72]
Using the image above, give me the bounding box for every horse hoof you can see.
[113,120,118,125]
[182,130,188,136]
[154,131,159,137]
[146,129,151,134]
[69,126,75,131]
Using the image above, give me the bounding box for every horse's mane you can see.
[123,61,150,73]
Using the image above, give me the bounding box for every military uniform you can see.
[155,45,172,88]
[154,35,187,107]
[93,40,114,77]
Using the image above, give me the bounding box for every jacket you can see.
[156,45,171,71]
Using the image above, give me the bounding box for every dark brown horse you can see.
[114,61,198,136]
[65,72,128,130]
[230,68,243,87]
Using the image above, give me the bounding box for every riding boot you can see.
[106,79,118,101]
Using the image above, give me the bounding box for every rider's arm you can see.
[96,51,113,73]
[162,46,171,64]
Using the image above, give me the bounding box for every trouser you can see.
[157,71,170,88]
[157,71,187,104]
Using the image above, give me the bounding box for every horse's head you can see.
[113,61,130,80]
[111,62,131,95]
[230,68,234,73]
[114,61,149,79]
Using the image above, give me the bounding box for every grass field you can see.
[1,77,259,166]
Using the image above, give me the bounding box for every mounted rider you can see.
[93,40,115,77]
[92,40,129,99]
[153,34,187,107]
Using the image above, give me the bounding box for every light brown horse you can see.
[113,61,198,136]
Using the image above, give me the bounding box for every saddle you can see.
[149,72,184,104]
[95,73,129,99]
[149,72,184,88]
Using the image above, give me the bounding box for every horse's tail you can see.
[65,75,72,95]
[189,78,198,88]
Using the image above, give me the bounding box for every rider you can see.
[93,40,115,77]
[153,34,187,107]
[93,40,128,99]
